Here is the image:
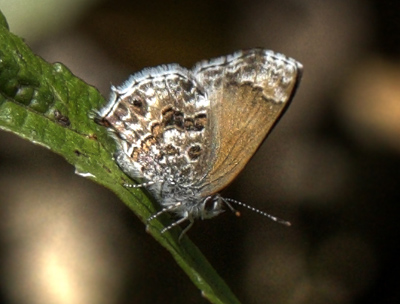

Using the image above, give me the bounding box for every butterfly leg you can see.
[178,219,194,242]
[147,202,182,224]
[123,181,156,188]
[161,216,188,233]
[159,216,193,242]
[161,215,193,243]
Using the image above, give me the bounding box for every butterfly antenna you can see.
[223,198,291,226]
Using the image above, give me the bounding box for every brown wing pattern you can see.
[99,65,214,186]
[192,49,302,195]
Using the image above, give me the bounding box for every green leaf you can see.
[0,10,240,304]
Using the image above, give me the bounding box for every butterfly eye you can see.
[202,196,225,219]
[204,197,217,212]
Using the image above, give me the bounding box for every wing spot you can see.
[184,118,195,131]
[162,106,184,130]
[194,113,207,131]
[141,135,156,151]
[125,95,146,116]
[165,144,179,156]
[150,122,162,138]
[188,145,202,160]
[131,147,140,161]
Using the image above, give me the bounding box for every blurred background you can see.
[1,0,400,303]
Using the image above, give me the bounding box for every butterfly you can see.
[97,48,302,239]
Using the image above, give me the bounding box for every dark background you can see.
[1,0,400,303]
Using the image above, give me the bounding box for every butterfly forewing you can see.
[192,49,302,195]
